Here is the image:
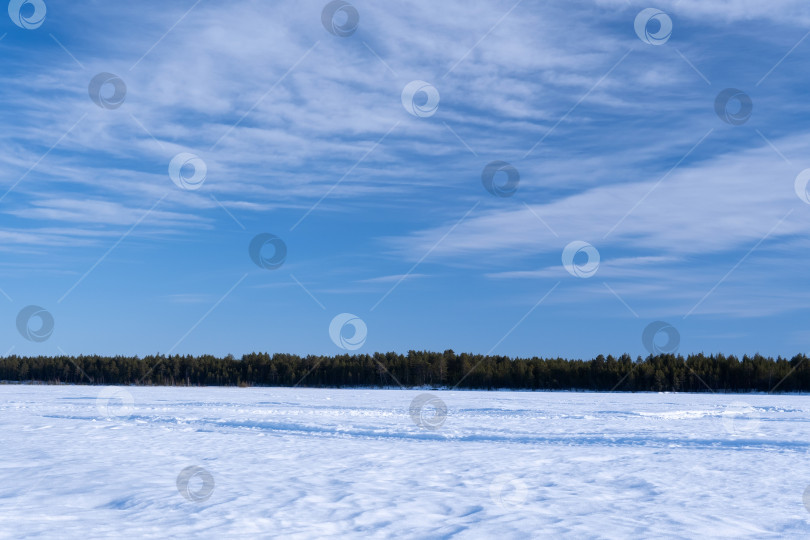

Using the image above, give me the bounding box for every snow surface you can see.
[2,386,810,539]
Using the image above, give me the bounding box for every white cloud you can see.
[0,0,808,264]
[388,132,808,266]
[357,273,428,284]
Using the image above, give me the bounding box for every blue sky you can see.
[2,0,810,359]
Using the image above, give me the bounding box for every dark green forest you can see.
[1,351,809,392]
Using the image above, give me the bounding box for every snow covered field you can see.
[2,386,810,539]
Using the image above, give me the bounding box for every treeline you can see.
[1,351,809,392]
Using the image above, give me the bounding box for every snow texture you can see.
[2,386,810,539]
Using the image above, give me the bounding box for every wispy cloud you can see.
[357,273,429,284]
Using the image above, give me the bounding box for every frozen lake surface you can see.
[2,385,810,539]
